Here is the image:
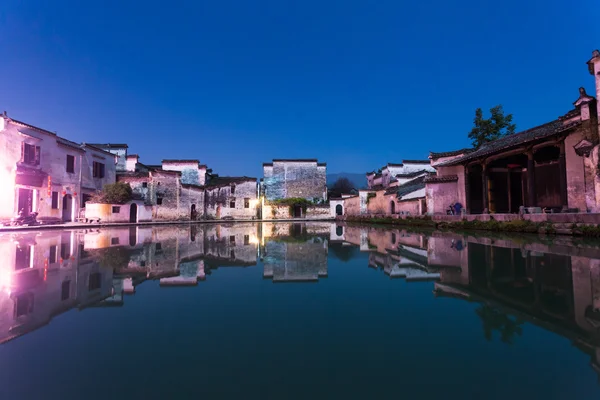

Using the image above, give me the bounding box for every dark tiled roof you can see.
[162,159,199,164]
[263,163,273,167]
[424,175,458,183]
[385,175,427,198]
[395,170,429,178]
[82,143,118,156]
[117,172,150,178]
[559,108,580,120]
[317,163,327,167]
[429,148,474,159]
[88,143,129,148]
[387,163,404,167]
[9,117,57,136]
[440,119,582,166]
[402,159,430,164]
[275,158,318,162]
[56,137,85,152]
[369,184,385,191]
[181,183,204,190]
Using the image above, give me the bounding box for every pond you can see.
[0,222,599,399]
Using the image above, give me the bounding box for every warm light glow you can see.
[248,234,259,245]
[0,166,16,212]
[0,267,13,292]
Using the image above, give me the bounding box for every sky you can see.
[0,0,599,178]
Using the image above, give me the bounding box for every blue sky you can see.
[0,0,598,177]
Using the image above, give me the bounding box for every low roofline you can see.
[161,159,200,164]
[82,143,119,156]
[402,159,431,164]
[88,143,129,149]
[271,158,319,162]
[8,117,58,137]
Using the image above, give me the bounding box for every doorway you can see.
[191,204,197,220]
[390,201,396,215]
[17,188,33,216]
[293,205,303,218]
[335,204,343,216]
[129,203,138,223]
[62,194,73,221]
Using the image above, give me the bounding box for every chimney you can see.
[588,49,600,124]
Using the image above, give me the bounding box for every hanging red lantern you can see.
[62,190,67,195]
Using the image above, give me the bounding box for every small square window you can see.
[244,235,250,245]
[244,198,250,208]
[112,206,120,213]
[142,182,148,188]
[230,199,236,208]
[230,235,235,244]
[230,185,235,194]
[111,237,119,245]
[157,196,163,205]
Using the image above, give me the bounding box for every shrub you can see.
[90,182,133,204]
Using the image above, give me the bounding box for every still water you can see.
[0,222,599,399]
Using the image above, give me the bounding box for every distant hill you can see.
[327,172,367,190]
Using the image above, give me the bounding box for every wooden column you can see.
[507,169,512,213]
[464,167,470,214]
[559,142,568,211]
[527,151,536,207]
[482,163,489,214]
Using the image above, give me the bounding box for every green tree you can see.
[91,182,133,204]
[476,304,524,344]
[468,105,516,149]
[329,177,354,198]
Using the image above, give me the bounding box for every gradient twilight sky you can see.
[0,0,598,177]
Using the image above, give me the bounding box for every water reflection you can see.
[1,222,600,385]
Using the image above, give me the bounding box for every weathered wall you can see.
[343,196,360,216]
[426,181,458,215]
[396,198,423,215]
[262,204,331,220]
[366,190,393,215]
[85,201,151,223]
[205,180,258,220]
[161,161,206,186]
[263,161,326,201]
[564,130,588,212]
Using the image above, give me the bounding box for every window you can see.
[93,161,105,178]
[157,196,163,205]
[49,245,57,264]
[51,191,59,209]
[244,198,250,208]
[230,250,235,259]
[111,237,119,245]
[142,182,148,188]
[88,272,102,291]
[15,246,31,270]
[244,235,250,245]
[140,261,146,267]
[230,185,235,194]
[61,281,70,301]
[22,143,40,165]
[14,293,34,317]
[230,199,236,208]
[155,243,162,254]
[66,155,75,173]
[230,235,235,244]
[60,243,70,260]
[112,206,120,213]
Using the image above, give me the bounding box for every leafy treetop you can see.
[468,105,516,149]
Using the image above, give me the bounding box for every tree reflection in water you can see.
[476,304,524,344]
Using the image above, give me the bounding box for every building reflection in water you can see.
[2,222,600,382]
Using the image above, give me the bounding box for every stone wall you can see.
[161,160,206,186]
[565,130,588,212]
[263,160,327,201]
[204,181,258,220]
[261,204,331,220]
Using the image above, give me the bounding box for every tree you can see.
[329,177,354,198]
[90,182,133,204]
[468,105,516,149]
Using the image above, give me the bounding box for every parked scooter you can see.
[11,210,39,227]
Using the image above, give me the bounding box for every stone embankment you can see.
[342,214,600,237]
